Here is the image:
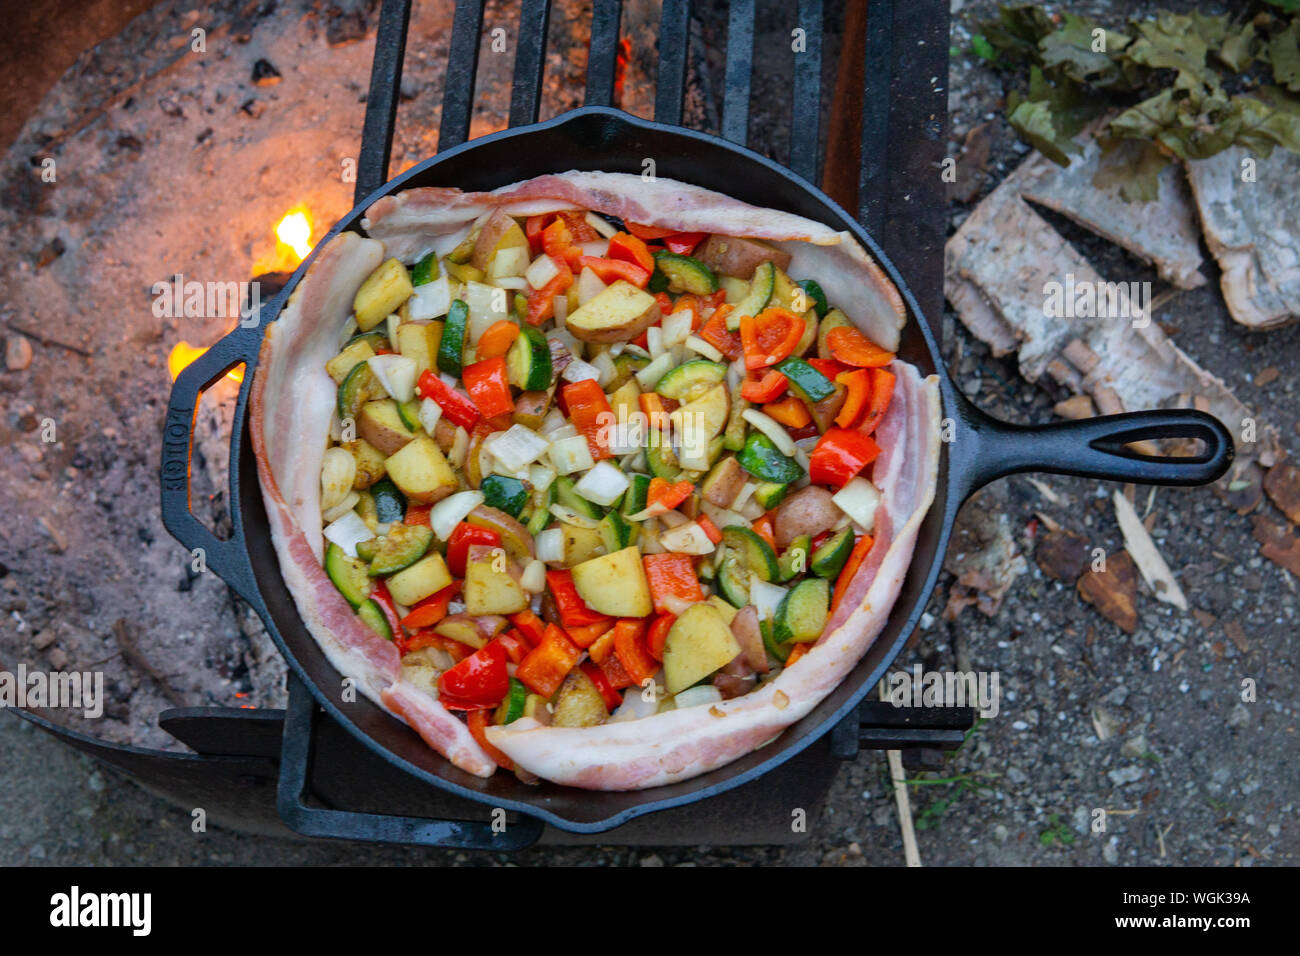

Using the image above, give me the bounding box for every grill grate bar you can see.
[857,0,893,234]
[439,0,486,151]
[789,0,823,185]
[509,0,552,126]
[354,0,412,203]
[585,0,623,107]
[721,0,754,145]
[654,0,692,126]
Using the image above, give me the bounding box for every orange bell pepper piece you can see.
[642,553,704,614]
[831,533,875,613]
[699,305,743,360]
[646,476,692,511]
[612,618,658,685]
[515,624,583,697]
[466,709,513,770]
[764,394,812,429]
[859,367,896,434]
[834,367,873,428]
[607,231,656,273]
[826,326,895,368]
[476,320,520,361]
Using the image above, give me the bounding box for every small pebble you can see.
[5,335,32,370]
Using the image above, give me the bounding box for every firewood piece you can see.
[1113,492,1188,611]
[1054,394,1096,420]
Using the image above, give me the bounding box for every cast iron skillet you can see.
[162,106,1232,836]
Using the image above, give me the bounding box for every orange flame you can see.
[167,341,244,383]
[276,207,313,264]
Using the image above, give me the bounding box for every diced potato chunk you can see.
[384,434,459,504]
[326,340,376,384]
[662,604,742,695]
[470,209,528,273]
[354,258,413,332]
[343,439,387,489]
[386,551,452,606]
[551,670,608,727]
[565,281,661,344]
[463,544,528,615]
[571,546,652,618]
[396,321,442,377]
[357,399,414,457]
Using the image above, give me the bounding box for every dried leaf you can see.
[1092,136,1170,203]
[1078,550,1139,633]
[1252,514,1300,577]
[1270,20,1300,92]
[980,4,1056,65]
[1264,462,1300,524]
[1036,530,1092,582]
[1039,14,1132,89]
[1218,22,1258,73]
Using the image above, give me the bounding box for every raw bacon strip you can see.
[362,171,905,351]
[485,362,941,790]
[250,231,494,776]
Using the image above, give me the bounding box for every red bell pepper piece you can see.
[494,630,532,665]
[368,580,404,642]
[404,504,432,527]
[438,639,510,710]
[834,367,873,428]
[606,231,656,273]
[524,256,574,326]
[545,569,610,627]
[581,661,625,711]
[697,513,723,544]
[416,369,481,430]
[645,613,676,662]
[662,231,706,255]
[461,356,514,419]
[642,553,704,615]
[625,221,678,240]
[466,709,513,770]
[447,522,501,577]
[515,624,583,697]
[807,357,850,380]
[831,533,875,613]
[561,379,615,460]
[752,514,778,554]
[741,369,788,404]
[653,291,675,316]
[698,305,743,361]
[596,651,635,691]
[646,476,692,511]
[809,428,881,489]
[565,618,615,649]
[859,367,896,434]
[578,255,650,289]
[399,580,458,629]
[525,214,551,255]
[825,326,895,368]
[740,308,805,370]
[508,609,547,645]
[612,618,658,685]
[541,217,582,268]
[587,628,617,664]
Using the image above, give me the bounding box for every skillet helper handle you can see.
[953,400,1234,502]
[160,323,264,605]
[277,675,544,850]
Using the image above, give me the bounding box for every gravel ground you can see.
[1,0,1296,866]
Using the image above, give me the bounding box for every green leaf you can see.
[1092,137,1170,203]
[971,34,997,62]
[1218,23,1258,74]
[980,4,1055,65]
[1231,90,1300,155]
[1039,13,1132,89]
[1008,98,1080,166]
[1269,20,1300,93]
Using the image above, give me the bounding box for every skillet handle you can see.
[950,395,1235,502]
[277,675,544,849]
[160,321,264,605]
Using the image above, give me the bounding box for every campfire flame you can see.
[167,340,244,383]
[276,207,313,264]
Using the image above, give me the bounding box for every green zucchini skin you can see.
[438,299,469,376]
[797,278,829,318]
[810,527,854,579]
[337,360,375,421]
[752,481,789,509]
[481,474,528,519]
[507,324,552,390]
[775,356,835,403]
[773,578,830,644]
[367,524,433,577]
[728,261,775,329]
[655,359,726,400]
[553,475,603,519]
[411,251,440,286]
[652,251,718,295]
[325,543,372,608]
[721,526,780,582]
[737,432,804,484]
[778,534,811,582]
[357,599,393,640]
[370,478,407,524]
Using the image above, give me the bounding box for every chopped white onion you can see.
[320,446,357,512]
[584,211,618,238]
[729,481,757,511]
[549,504,601,529]
[528,463,556,493]
[646,326,665,358]
[661,309,693,349]
[573,461,630,507]
[685,335,723,362]
[700,500,747,530]
[323,510,374,557]
[525,253,561,291]
[658,509,690,529]
[428,490,484,540]
[832,477,881,532]
[749,579,788,622]
[492,276,529,291]
[673,685,724,710]
[520,559,547,593]
[407,276,452,320]
[321,490,360,525]
[578,239,610,258]
[464,280,508,332]
[742,409,797,457]
[490,424,550,472]
[552,290,569,323]
[536,527,565,564]
[418,397,443,436]
[561,358,601,384]
[448,425,470,469]
[576,266,607,305]
[658,521,715,555]
[367,353,418,404]
[610,685,660,722]
[488,246,529,279]
[385,313,401,353]
[591,350,617,388]
[635,352,675,390]
[538,407,569,435]
[548,434,595,475]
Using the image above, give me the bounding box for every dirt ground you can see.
[1,0,1296,866]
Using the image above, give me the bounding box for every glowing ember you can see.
[276,208,313,263]
[167,341,244,383]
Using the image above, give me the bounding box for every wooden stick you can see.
[113,618,186,709]
[880,682,921,866]
[4,321,92,357]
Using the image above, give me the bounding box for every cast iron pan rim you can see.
[244,106,958,832]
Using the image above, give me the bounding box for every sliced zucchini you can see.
[611,352,649,390]
[797,278,829,318]
[652,251,718,295]
[370,478,407,524]
[716,551,750,608]
[368,523,434,577]
[396,399,422,432]
[722,378,749,451]
[761,616,790,663]
[325,543,372,608]
[775,356,835,402]
[646,427,683,481]
[753,481,789,509]
[411,251,439,286]
[721,526,780,583]
[481,474,528,519]
[554,475,603,520]
[810,527,854,579]
[437,298,469,376]
[773,577,830,644]
[337,360,378,422]
[598,510,637,552]
[620,473,651,517]
[727,261,775,330]
[655,359,727,401]
[737,432,805,484]
[493,677,529,725]
[507,324,552,390]
[357,599,393,640]
[778,534,811,582]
